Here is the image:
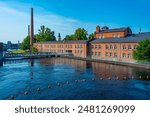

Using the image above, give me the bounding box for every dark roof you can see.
[65,40,87,43]
[35,41,64,44]
[35,40,88,44]
[91,32,150,43]
[97,27,128,33]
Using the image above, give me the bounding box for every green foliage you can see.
[11,50,26,53]
[74,28,88,40]
[35,25,56,42]
[64,35,75,41]
[88,33,94,40]
[64,28,88,41]
[32,46,38,52]
[21,25,56,50]
[21,36,30,50]
[133,38,150,61]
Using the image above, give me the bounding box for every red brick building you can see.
[34,40,88,58]
[90,26,150,62]
[34,26,150,62]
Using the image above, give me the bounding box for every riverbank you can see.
[61,56,150,69]
[1,54,150,69]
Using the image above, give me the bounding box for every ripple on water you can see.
[134,84,150,91]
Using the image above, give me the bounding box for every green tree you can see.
[35,25,56,42]
[32,46,38,52]
[74,28,88,40]
[133,39,150,61]
[64,35,75,41]
[21,36,30,50]
[88,33,94,40]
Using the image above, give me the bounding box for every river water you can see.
[0,58,150,100]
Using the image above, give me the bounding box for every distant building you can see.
[0,42,3,52]
[0,42,3,59]
[6,41,21,51]
[34,26,150,62]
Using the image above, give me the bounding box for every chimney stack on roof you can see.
[96,26,100,33]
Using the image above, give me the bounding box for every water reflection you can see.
[40,58,150,80]
[0,60,3,66]
[40,58,87,71]
[0,58,150,100]
[28,59,34,79]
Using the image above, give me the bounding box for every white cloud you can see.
[1,1,146,43]
[0,2,97,43]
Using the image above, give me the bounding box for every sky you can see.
[0,0,150,43]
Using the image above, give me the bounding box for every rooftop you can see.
[91,32,150,43]
[35,40,88,44]
[96,27,130,33]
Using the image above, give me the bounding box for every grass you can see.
[10,50,26,53]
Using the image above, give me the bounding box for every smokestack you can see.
[28,25,30,37]
[30,8,34,52]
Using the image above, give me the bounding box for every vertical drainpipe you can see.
[119,43,121,61]
[30,8,34,52]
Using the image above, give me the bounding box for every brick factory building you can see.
[34,26,150,62]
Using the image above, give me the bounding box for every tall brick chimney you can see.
[30,8,34,52]
[96,25,100,33]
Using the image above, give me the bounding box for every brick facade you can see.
[34,41,88,58]
[34,26,150,62]
[89,42,138,62]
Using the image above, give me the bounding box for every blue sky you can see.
[0,0,150,43]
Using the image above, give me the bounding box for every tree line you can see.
[21,25,150,61]
[21,25,94,50]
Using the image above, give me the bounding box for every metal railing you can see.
[3,52,73,59]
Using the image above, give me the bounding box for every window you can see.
[128,54,132,58]
[114,53,118,58]
[114,44,117,50]
[92,45,94,49]
[106,45,109,49]
[95,52,97,56]
[105,52,108,57]
[110,52,112,57]
[128,45,132,50]
[78,45,80,48]
[122,53,126,58]
[117,34,120,38]
[102,35,105,38]
[98,52,101,56]
[110,45,113,50]
[98,45,101,49]
[113,34,116,38]
[95,45,98,49]
[123,45,126,50]
[80,50,82,54]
